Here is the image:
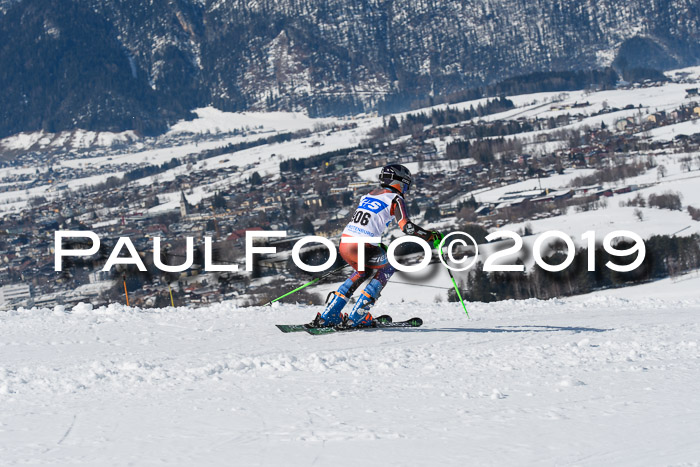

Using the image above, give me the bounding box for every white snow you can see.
[1,277,699,465]
[0,131,46,150]
[496,151,700,243]
[466,168,595,204]
[167,107,340,135]
[0,130,138,151]
[504,204,699,242]
[646,119,700,141]
[665,65,700,81]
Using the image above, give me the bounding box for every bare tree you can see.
[680,156,692,172]
[657,164,667,179]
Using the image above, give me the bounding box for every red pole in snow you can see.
[123,274,130,307]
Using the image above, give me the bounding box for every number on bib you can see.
[352,210,372,226]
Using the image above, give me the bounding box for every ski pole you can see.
[438,243,469,317]
[261,264,349,307]
[444,262,469,317]
[168,282,174,307]
[123,274,130,307]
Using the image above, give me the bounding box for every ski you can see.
[276,315,393,333]
[275,324,309,333]
[305,317,423,335]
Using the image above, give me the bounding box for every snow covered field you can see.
[2,277,699,466]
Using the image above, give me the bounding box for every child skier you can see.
[311,164,442,328]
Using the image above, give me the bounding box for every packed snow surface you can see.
[2,277,700,466]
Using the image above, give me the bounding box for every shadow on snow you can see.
[385,325,611,333]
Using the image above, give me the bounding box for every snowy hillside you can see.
[3,68,699,220]
[2,276,699,465]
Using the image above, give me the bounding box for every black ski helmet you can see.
[379,164,412,195]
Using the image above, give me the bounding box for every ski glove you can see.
[430,231,444,250]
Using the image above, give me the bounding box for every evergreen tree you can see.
[424,205,441,222]
[302,217,315,235]
[250,172,263,186]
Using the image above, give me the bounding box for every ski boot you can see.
[339,310,375,329]
[341,279,382,328]
[310,291,348,327]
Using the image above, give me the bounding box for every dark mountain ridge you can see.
[0,0,697,138]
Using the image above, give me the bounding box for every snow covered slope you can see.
[2,277,699,466]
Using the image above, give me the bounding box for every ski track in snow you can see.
[1,286,700,466]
